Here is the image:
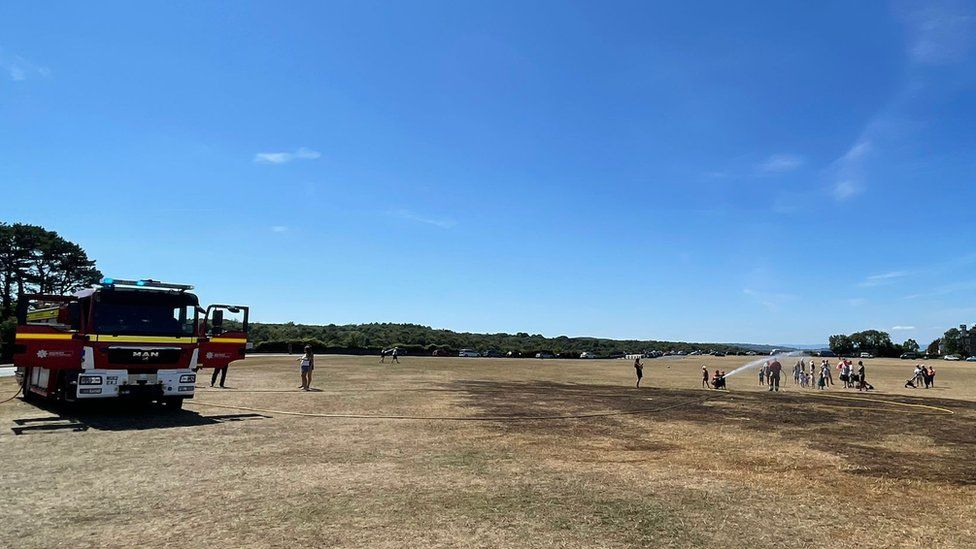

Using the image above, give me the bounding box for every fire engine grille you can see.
[106,347,183,365]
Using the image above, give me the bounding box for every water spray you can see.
[723,350,806,378]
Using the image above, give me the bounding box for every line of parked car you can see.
[942,354,976,361]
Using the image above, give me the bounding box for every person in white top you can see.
[297,346,314,391]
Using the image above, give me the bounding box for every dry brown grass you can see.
[1,354,974,548]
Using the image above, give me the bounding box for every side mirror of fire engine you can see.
[66,302,81,329]
[211,309,224,334]
[16,298,28,325]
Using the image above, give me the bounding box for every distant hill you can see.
[247,321,752,358]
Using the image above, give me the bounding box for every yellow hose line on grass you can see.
[0,386,23,405]
[804,391,954,415]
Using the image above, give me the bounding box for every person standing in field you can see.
[210,365,228,388]
[824,359,833,386]
[767,358,782,392]
[856,360,867,392]
[391,346,400,364]
[298,346,314,391]
[914,364,925,388]
[701,365,709,388]
[306,345,316,388]
[634,357,644,388]
[793,361,802,385]
[759,362,766,386]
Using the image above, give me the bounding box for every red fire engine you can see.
[13,278,249,409]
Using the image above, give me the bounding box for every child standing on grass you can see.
[298,346,314,391]
[634,357,644,388]
[701,365,709,388]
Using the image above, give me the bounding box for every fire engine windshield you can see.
[93,289,199,337]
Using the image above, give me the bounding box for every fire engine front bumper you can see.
[75,369,196,399]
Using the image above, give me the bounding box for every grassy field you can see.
[1,354,975,548]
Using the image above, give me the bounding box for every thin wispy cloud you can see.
[742,288,797,312]
[390,209,456,229]
[840,140,870,162]
[859,270,910,287]
[832,180,862,201]
[253,147,321,164]
[822,2,973,206]
[757,154,804,174]
[891,325,916,331]
[271,226,289,233]
[903,280,976,300]
[898,0,976,65]
[829,140,871,201]
[0,50,51,81]
[868,271,910,280]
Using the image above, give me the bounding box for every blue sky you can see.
[2,1,975,345]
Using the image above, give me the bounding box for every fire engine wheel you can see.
[160,397,184,410]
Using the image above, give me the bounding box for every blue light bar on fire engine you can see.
[99,277,194,291]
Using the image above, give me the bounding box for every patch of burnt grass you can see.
[449,380,976,486]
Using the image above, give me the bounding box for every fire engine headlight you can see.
[79,375,103,385]
[179,374,196,383]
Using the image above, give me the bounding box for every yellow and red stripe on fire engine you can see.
[15,333,196,343]
[14,332,74,340]
[209,337,247,344]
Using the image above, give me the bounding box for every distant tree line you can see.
[248,321,747,357]
[0,223,102,360]
[930,325,976,358]
[827,327,971,358]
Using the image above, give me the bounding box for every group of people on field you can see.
[290,350,935,395]
[905,363,937,389]
[771,358,871,391]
